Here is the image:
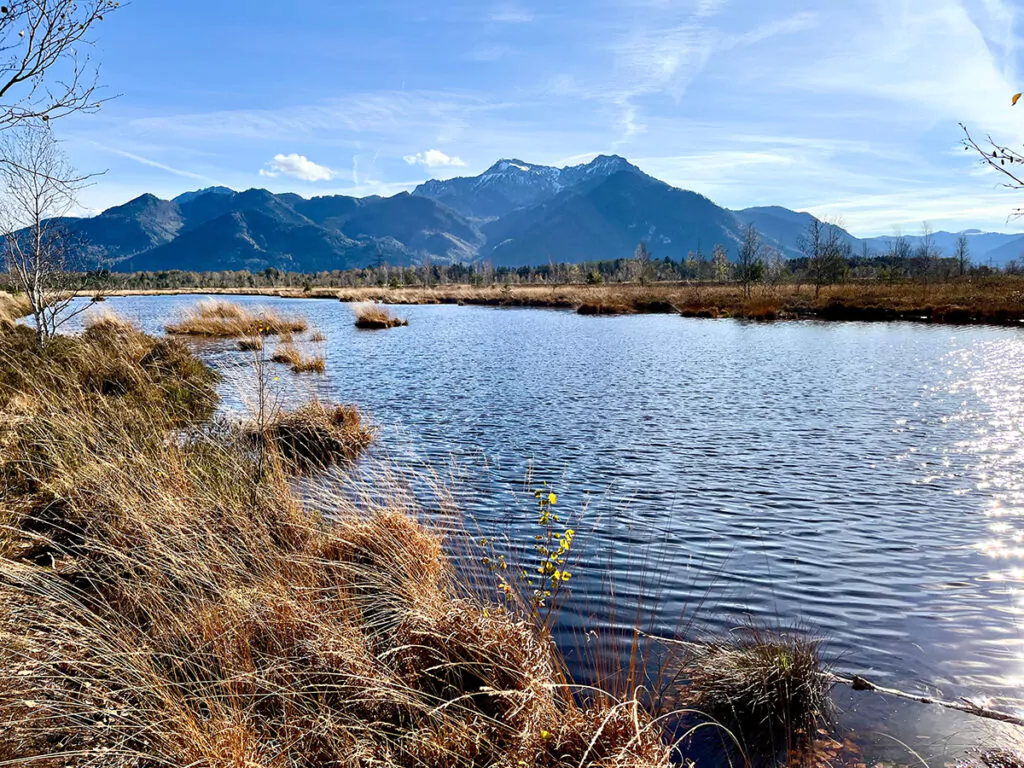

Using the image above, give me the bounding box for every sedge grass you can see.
[353,302,409,329]
[269,342,324,373]
[166,299,308,337]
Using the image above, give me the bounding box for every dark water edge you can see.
[74,295,1024,763]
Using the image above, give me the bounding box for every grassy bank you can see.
[0,316,680,767]
[84,277,1024,325]
[335,279,1024,324]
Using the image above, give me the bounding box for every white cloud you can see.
[259,153,336,181]
[403,149,466,168]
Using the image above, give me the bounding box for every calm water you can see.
[80,295,1024,761]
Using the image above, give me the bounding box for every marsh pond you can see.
[78,294,1024,763]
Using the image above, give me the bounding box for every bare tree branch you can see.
[0,125,93,342]
[0,0,119,130]
[960,122,1024,218]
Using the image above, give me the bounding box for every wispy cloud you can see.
[490,1,533,23]
[94,144,216,183]
[794,0,1019,139]
[259,153,336,181]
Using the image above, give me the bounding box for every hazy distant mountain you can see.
[330,193,484,260]
[74,187,447,272]
[975,234,1024,265]
[123,207,410,273]
[860,230,1024,266]
[732,207,858,258]
[59,154,1024,273]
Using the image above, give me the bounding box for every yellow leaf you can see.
[1013,93,1022,106]
[548,493,557,505]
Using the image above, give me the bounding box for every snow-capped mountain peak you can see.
[414,154,645,218]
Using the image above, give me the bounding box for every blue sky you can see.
[58,0,1024,236]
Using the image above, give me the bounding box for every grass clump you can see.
[291,353,325,374]
[268,342,323,370]
[354,302,409,329]
[237,336,263,351]
[270,342,323,372]
[166,299,308,338]
[270,342,302,366]
[0,317,218,425]
[0,292,30,325]
[686,623,831,750]
[250,401,373,473]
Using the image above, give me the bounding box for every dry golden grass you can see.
[353,302,409,329]
[334,278,1024,324]
[166,299,308,337]
[291,353,326,374]
[237,336,263,351]
[249,400,373,473]
[83,306,138,333]
[0,326,674,768]
[270,342,302,366]
[309,330,327,342]
[0,292,30,325]
[270,342,324,373]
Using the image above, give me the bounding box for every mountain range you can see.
[64,155,1024,273]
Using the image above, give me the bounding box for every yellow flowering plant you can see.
[481,481,576,622]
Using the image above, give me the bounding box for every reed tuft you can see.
[166,299,308,337]
[354,302,409,329]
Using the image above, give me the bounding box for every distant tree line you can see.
[12,219,1020,296]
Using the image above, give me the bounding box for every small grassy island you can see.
[353,302,410,329]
